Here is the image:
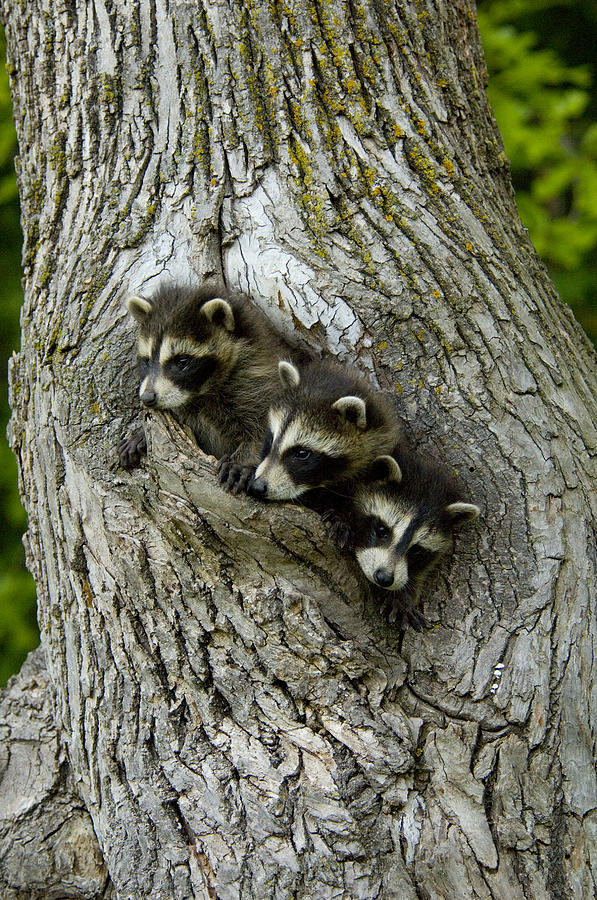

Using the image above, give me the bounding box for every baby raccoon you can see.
[250,359,403,502]
[118,283,288,491]
[324,450,479,628]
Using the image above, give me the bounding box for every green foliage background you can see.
[0,28,38,686]
[0,2,596,685]
[478,0,597,341]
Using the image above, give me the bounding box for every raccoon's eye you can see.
[293,447,311,461]
[407,545,435,565]
[172,355,193,371]
[138,357,150,375]
[373,520,390,540]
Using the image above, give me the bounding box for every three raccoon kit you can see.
[122,285,479,627]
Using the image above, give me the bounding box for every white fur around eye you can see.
[159,335,206,365]
[359,495,413,542]
[277,417,343,458]
[253,458,305,499]
[412,527,452,554]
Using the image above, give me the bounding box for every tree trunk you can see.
[0,647,111,898]
[2,0,596,897]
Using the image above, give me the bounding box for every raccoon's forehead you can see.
[270,410,351,457]
[158,335,209,363]
[357,491,451,551]
[137,333,154,358]
[355,491,411,527]
[268,408,286,440]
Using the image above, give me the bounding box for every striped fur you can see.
[325,449,479,627]
[251,359,403,501]
[119,283,290,472]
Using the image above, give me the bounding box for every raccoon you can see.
[118,283,289,491]
[249,359,403,502]
[324,450,479,628]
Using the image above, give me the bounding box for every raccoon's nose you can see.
[140,390,158,408]
[373,568,394,588]
[250,477,268,498]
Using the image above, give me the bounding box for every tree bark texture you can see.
[0,647,111,898]
[2,0,597,897]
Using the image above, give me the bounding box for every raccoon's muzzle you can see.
[250,477,268,497]
[373,568,394,588]
[140,387,158,407]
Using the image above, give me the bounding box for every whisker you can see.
[314,485,353,501]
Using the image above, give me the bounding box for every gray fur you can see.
[324,449,480,628]
[251,359,404,501]
[119,284,290,486]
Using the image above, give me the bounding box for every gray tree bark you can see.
[1,0,596,897]
[0,647,111,898]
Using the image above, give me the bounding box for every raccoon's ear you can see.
[278,360,301,388]
[445,502,480,526]
[332,395,367,429]
[126,295,153,323]
[201,298,235,332]
[369,455,402,484]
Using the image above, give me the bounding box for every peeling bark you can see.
[1,0,596,897]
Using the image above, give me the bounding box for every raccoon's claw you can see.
[118,429,147,470]
[321,510,352,550]
[217,456,256,495]
[404,607,428,631]
[387,594,427,631]
[216,455,230,477]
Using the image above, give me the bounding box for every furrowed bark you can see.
[0,647,111,899]
[2,0,596,897]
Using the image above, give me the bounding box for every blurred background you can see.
[1,0,596,686]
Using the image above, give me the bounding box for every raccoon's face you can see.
[354,493,453,590]
[135,333,219,410]
[127,295,237,410]
[352,455,479,590]
[251,361,369,500]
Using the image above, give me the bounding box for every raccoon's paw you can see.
[118,428,147,470]
[321,510,352,550]
[217,456,256,495]
[387,594,427,631]
[403,606,428,632]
